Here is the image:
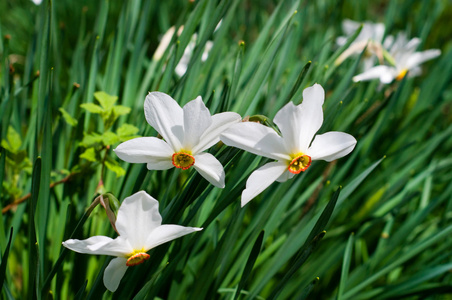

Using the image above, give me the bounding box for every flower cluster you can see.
[63,84,356,292]
[336,20,441,84]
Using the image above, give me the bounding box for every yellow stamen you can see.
[288,154,311,174]
[396,69,408,81]
[126,251,150,267]
[172,151,195,170]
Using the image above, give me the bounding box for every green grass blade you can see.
[233,230,264,300]
[0,227,13,293]
[267,187,341,300]
[337,232,354,300]
[298,277,319,300]
[28,157,41,300]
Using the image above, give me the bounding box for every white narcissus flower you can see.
[114,92,241,188]
[62,191,202,292]
[335,19,386,70]
[353,33,441,83]
[220,84,357,207]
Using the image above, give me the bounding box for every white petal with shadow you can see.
[62,236,132,257]
[307,131,357,162]
[241,161,288,207]
[193,152,225,188]
[221,122,290,161]
[144,92,184,150]
[114,137,173,163]
[193,112,241,154]
[103,257,129,292]
[115,191,162,250]
[144,225,202,250]
[182,97,212,150]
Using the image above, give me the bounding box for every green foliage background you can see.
[1,0,452,299]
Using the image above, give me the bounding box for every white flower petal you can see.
[114,137,174,166]
[115,191,162,250]
[276,170,295,183]
[202,41,213,61]
[407,66,422,78]
[182,97,212,150]
[298,84,325,151]
[342,19,360,36]
[146,160,175,171]
[241,162,288,207]
[175,37,196,77]
[335,40,369,65]
[279,83,324,152]
[193,152,225,188]
[383,35,394,49]
[220,122,290,161]
[144,92,184,150]
[153,26,176,61]
[353,65,396,83]
[145,225,202,250]
[372,23,385,44]
[404,37,421,53]
[103,257,128,292]
[405,49,441,70]
[192,112,241,154]
[62,236,132,257]
[307,131,357,162]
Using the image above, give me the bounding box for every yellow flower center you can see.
[172,151,195,170]
[126,250,150,267]
[396,69,408,81]
[288,154,311,174]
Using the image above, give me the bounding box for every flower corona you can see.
[288,154,312,174]
[172,152,195,170]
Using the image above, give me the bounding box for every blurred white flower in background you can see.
[353,33,441,83]
[335,19,386,70]
[153,22,220,77]
[175,34,214,77]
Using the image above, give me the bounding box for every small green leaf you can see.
[94,91,118,111]
[104,157,126,177]
[79,132,103,148]
[117,123,140,140]
[80,103,104,114]
[103,112,117,130]
[10,150,29,165]
[1,126,22,153]
[59,107,78,126]
[101,131,120,146]
[79,148,98,162]
[113,105,131,117]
